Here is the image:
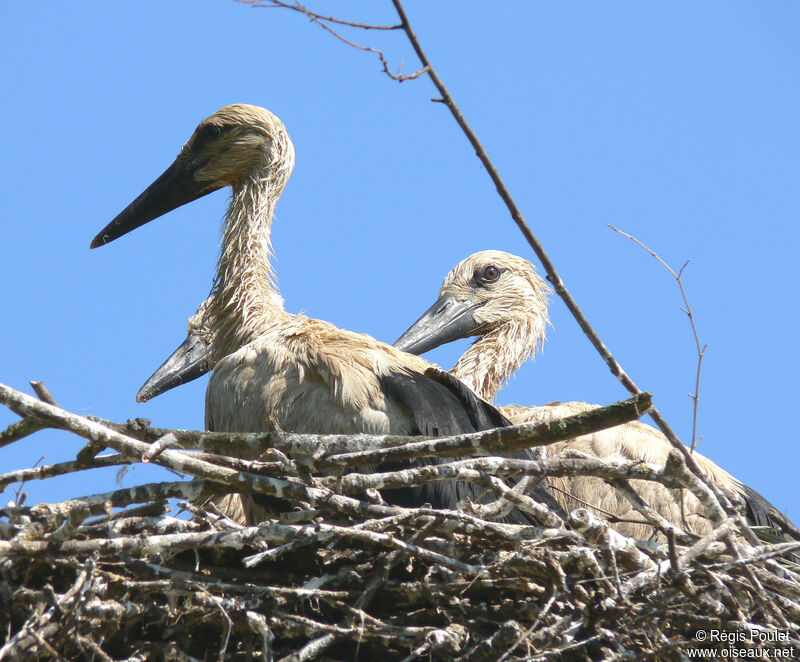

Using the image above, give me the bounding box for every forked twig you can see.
[241,0,426,81]
[609,224,707,453]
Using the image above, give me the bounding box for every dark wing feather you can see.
[742,484,799,541]
[422,366,510,430]
[743,485,781,528]
[379,367,566,525]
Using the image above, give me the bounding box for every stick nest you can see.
[1,383,798,661]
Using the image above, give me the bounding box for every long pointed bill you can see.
[136,331,213,402]
[91,156,221,249]
[393,294,485,355]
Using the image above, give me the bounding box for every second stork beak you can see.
[393,294,485,355]
[136,331,214,402]
[91,156,222,249]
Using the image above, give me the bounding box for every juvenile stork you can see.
[394,250,788,539]
[91,105,561,525]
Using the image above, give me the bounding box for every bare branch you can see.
[609,224,708,452]
[241,0,401,30]
[0,454,129,490]
[241,0,426,81]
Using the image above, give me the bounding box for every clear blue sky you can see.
[2,2,798,520]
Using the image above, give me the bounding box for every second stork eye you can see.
[480,265,501,283]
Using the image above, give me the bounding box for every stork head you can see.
[394,250,551,356]
[136,298,216,402]
[91,104,295,248]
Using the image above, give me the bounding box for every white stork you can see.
[393,250,789,539]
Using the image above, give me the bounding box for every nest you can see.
[1,382,798,661]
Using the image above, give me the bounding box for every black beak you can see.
[91,155,222,249]
[393,294,485,355]
[136,331,213,402]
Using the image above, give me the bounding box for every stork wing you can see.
[740,484,800,542]
[379,366,566,525]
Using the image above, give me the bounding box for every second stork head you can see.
[136,298,213,402]
[394,250,551,356]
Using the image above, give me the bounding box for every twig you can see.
[0,381,60,451]
[608,225,707,452]
[318,392,652,469]
[29,381,59,406]
[15,388,649,468]
[242,0,401,30]
[243,0,425,81]
[0,454,129,490]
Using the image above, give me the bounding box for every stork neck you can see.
[208,168,288,357]
[451,321,543,402]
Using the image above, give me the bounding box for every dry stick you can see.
[287,633,340,662]
[0,382,403,522]
[74,636,114,662]
[205,590,234,662]
[245,0,426,82]
[0,415,47,449]
[18,479,214,526]
[468,474,532,521]
[79,394,650,466]
[608,225,707,453]
[113,559,355,603]
[0,520,481,575]
[245,0,401,31]
[606,478,693,545]
[0,453,129,490]
[0,381,59,450]
[319,392,651,469]
[29,381,58,406]
[242,513,415,567]
[0,379,652,483]
[246,611,274,662]
[479,473,563,528]
[79,499,170,525]
[320,454,723,529]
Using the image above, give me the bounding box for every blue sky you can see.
[2,2,798,521]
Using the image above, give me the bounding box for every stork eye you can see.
[479,265,501,283]
[193,124,226,148]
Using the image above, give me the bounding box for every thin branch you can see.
[29,381,58,406]
[0,454,129,490]
[316,392,652,469]
[242,0,401,30]
[608,225,708,452]
[243,0,426,81]
[0,380,60,450]
[0,379,652,475]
